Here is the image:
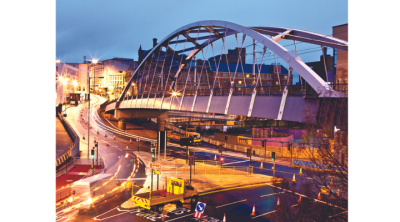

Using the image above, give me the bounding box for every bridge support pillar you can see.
[157,117,167,160]
[118,119,126,130]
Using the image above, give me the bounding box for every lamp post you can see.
[87,59,103,159]
[61,77,69,116]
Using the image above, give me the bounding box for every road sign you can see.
[149,162,161,170]
[180,137,194,146]
[189,156,194,166]
[194,202,206,218]
[154,170,161,175]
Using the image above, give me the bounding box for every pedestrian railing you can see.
[159,165,252,175]
[56,187,71,202]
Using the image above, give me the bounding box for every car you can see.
[320,186,330,195]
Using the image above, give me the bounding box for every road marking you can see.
[165,213,192,221]
[216,199,247,208]
[267,184,347,211]
[222,160,248,165]
[260,192,284,197]
[200,183,272,196]
[328,210,348,218]
[252,210,276,219]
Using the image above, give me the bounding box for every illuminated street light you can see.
[56,59,60,63]
[92,58,98,64]
[171,91,180,97]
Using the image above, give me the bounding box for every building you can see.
[332,24,348,84]
[56,61,89,105]
[301,47,334,84]
[89,57,138,99]
[208,47,246,64]
[209,63,291,88]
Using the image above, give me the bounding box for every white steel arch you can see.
[118,20,348,105]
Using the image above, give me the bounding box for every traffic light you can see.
[220,156,224,162]
[271,151,276,161]
[95,141,98,148]
[91,149,95,159]
[247,149,252,157]
[151,147,155,161]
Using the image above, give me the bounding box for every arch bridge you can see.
[104,20,348,129]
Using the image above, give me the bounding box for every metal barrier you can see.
[160,165,252,175]
[56,113,80,176]
[56,187,71,202]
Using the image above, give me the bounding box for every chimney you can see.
[153,38,157,47]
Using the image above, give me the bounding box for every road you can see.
[56,95,345,222]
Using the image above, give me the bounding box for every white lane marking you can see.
[328,210,348,218]
[252,210,276,219]
[165,213,192,222]
[267,184,346,211]
[222,160,248,165]
[92,206,119,220]
[216,199,247,208]
[260,192,284,197]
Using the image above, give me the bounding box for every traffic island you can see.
[121,152,279,209]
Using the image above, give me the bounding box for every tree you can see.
[273,97,348,221]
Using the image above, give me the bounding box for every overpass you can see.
[103,20,347,130]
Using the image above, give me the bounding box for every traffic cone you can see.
[114,134,116,140]
[260,162,263,168]
[105,133,107,137]
[298,195,301,203]
[97,130,99,134]
[214,154,216,161]
[317,192,321,200]
[250,204,256,216]
[337,188,340,197]
[106,141,108,146]
[299,168,302,175]
[292,174,296,182]
[223,213,226,222]
[130,138,132,144]
[330,178,333,186]
[126,146,129,151]
[277,198,280,206]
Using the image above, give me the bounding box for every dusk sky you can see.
[56,0,348,82]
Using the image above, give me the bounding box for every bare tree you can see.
[272,97,348,221]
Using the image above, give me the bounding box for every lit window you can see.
[246,74,250,78]
[238,81,242,84]
[276,82,279,85]
[267,74,271,79]
[284,76,287,79]
[261,75,264,78]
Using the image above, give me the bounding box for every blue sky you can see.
[56,0,348,82]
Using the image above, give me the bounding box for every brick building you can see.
[209,63,291,88]
[332,24,348,84]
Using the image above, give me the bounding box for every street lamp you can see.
[72,80,78,93]
[87,58,103,159]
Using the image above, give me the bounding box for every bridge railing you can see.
[131,83,347,99]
